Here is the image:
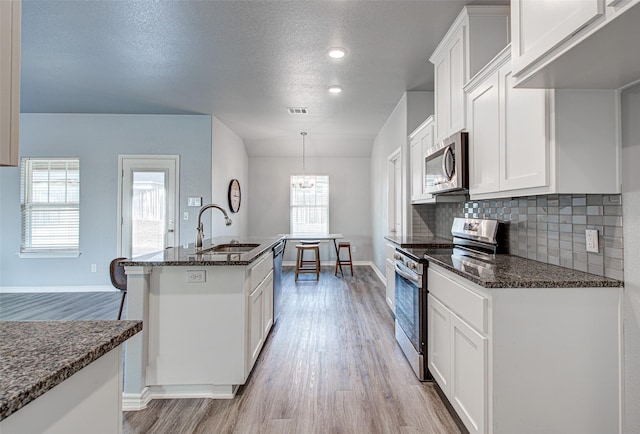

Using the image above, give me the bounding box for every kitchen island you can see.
[0,320,142,434]
[121,235,282,411]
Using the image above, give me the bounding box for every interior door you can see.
[387,148,402,236]
[118,156,179,258]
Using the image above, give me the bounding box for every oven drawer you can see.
[428,267,487,334]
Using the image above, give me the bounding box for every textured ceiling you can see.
[20,0,507,157]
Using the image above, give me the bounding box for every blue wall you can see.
[0,114,212,287]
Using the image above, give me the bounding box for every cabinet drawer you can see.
[250,251,273,291]
[385,243,397,261]
[428,267,487,334]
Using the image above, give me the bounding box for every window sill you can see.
[18,252,81,259]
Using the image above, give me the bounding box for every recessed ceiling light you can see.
[328,85,343,94]
[327,47,347,59]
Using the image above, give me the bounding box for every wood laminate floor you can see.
[0,266,460,434]
[0,290,125,320]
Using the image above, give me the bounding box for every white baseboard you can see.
[122,384,239,411]
[0,285,117,293]
[370,262,387,284]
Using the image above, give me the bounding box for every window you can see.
[290,175,329,234]
[20,158,80,256]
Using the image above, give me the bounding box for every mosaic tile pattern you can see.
[412,194,624,280]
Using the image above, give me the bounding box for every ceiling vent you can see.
[287,107,308,115]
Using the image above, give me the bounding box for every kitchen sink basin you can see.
[203,243,260,253]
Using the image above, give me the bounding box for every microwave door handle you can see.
[395,262,420,284]
[442,146,454,180]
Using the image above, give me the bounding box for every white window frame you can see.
[19,158,81,258]
[290,175,329,234]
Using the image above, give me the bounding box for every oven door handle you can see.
[395,262,420,284]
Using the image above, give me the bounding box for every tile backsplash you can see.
[412,194,624,280]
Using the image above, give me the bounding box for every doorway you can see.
[387,148,402,236]
[117,156,180,258]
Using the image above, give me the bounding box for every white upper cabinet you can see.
[467,69,501,195]
[0,0,20,167]
[512,0,640,88]
[430,6,510,143]
[465,45,620,200]
[409,116,434,203]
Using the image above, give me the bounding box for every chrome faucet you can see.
[195,204,232,251]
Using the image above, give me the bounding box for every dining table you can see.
[281,233,345,276]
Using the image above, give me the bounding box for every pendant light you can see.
[292,132,315,189]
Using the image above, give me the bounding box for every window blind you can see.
[290,175,329,234]
[20,158,80,253]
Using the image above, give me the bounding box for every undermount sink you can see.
[203,243,260,253]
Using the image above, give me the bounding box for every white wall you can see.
[622,83,640,434]
[210,116,249,237]
[370,92,434,273]
[248,156,372,263]
[0,114,212,287]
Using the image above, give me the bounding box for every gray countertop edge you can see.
[0,320,142,421]
[121,236,284,266]
[384,235,454,249]
[425,254,624,289]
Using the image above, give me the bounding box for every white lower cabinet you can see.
[385,242,397,313]
[427,294,451,394]
[428,292,487,434]
[450,313,487,434]
[247,276,265,370]
[247,261,274,373]
[427,264,622,434]
[385,259,395,314]
[263,272,274,336]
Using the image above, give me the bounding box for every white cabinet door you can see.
[433,26,465,143]
[447,26,466,138]
[428,294,452,396]
[248,282,265,371]
[0,0,20,167]
[385,259,396,314]
[499,63,549,192]
[262,272,274,338]
[410,135,423,202]
[468,72,500,196]
[511,0,604,76]
[450,313,487,434]
[409,118,435,203]
[434,55,449,142]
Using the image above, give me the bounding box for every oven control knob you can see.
[394,253,402,260]
[408,261,417,270]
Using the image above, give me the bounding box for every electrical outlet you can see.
[183,211,189,221]
[585,229,599,253]
[351,245,357,253]
[91,264,97,273]
[186,270,206,283]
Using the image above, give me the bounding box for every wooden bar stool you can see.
[335,241,354,276]
[295,244,320,280]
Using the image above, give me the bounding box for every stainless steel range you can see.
[394,217,502,381]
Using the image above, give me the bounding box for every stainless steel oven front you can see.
[394,249,429,381]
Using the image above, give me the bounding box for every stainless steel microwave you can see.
[424,131,468,194]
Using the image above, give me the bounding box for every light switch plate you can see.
[586,229,599,253]
[188,197,202,207]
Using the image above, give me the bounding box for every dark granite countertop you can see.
[384,235,454,249]
[0,320,142,421]
[422,249,623,289]
[121,235,284,266]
